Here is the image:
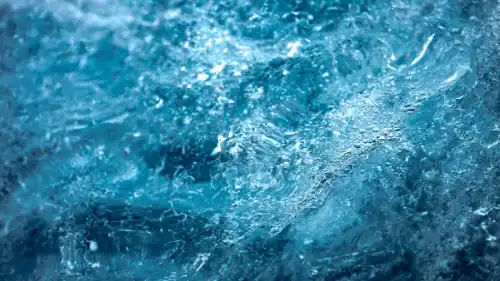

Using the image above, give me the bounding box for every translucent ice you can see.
[1,1,500,280]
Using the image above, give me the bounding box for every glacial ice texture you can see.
[1,0,500,280]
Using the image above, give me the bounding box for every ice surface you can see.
[1,0,500,280]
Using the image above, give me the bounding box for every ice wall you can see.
[1,0,500,280]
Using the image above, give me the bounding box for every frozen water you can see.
[1,0,500,280]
